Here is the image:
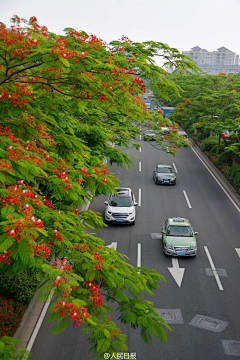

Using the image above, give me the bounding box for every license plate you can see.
[177,252,186,256]
[116,219,124,222]
[164,180,169,183]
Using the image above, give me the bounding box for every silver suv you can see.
[104,188,138,225]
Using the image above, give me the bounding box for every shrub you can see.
[201,136,222,152]
[228,164,240,189]
[0,296,26,337]
[0,272,40,306]
[216,150,233,165]
[209,144,225,156]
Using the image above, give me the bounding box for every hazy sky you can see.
[1,0,240,63]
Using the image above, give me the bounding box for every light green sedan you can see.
[162,217,198,256]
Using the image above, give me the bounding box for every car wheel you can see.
[104,219,109,225]
[131,220,135,225]
[154,177,158,185]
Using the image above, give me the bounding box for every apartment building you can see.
[182,47,240,75]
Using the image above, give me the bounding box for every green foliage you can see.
[201,136,222,152]
[216,150,233,165]
[208,144,225,156]
[228,164,240,189]
[0,336,30,360]
[0,273,40,305]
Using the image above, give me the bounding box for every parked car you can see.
[143,130,156,141]
[221,132,230,139]
[153,164,176,185]
[104,187,138,225]
[162,217,198,256]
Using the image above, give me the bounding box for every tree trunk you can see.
[216,134,221,155]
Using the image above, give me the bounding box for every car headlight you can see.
[166,244,174,250]
[171,178,175,180]
[189,245,196,250]
[107,211,112,215]
[128,212,133,215]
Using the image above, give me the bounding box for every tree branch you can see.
[0,62,44,86]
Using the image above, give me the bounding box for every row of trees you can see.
[154,73,240,164]
[0,16,198,359]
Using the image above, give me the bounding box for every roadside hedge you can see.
[201,136,223,152]
[0,296,26,337]
[0,272,39,306]
[228,164,240,190]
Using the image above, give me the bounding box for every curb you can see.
[14,289,44,349]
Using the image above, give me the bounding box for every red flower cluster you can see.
[0,160,13,172]
[54,300,90,327]
[0,248,13,265]
[50,38,77,59]
[88,282,103,308]
[52,276,69,287]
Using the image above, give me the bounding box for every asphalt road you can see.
[30,139,240,360]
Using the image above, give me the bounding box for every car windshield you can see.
[109,196,133,207]
[166,225,193,236]
[145,131,154,135]
[157,167,172,173]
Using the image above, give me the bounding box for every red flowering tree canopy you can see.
[0,16,199,359]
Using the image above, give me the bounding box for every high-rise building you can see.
[182,47,240,75]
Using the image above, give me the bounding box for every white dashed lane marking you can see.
[172,162,178,173]
[183,190,192,208]
[204,246,224,291]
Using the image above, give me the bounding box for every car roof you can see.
[157,164,172,168]
[167,217,191,226]
[113,187,131,196]
[178,131,187,135]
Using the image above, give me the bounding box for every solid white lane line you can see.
[139,147,141,152]
[137,243,141,267]
[25,289,55,354]
[138,188,141,206]
[139,161,141,172]
[183,190,192,208]
[191,147,240,213]
[235,248,240,258]
[140,135,142,140]
[172,162,178,173]
[204,246,224,291]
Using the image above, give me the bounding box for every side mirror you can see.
[104,201,108,205]
[162,230,166,234]
[134,202,138,206]
[194,232,198,235]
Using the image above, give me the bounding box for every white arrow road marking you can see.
[168,258,185,287]
[138,188,141,206]
[106,242,117,250]
[204,246,223,290]
[172,162,178,173]
[183,190,192,208]
[139,161,141,172]
[236,248,240,258]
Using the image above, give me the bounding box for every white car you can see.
[104,188,138,225]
